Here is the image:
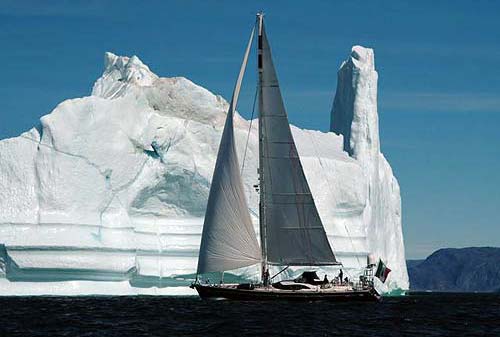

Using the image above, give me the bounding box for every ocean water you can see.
[1,293,499,336]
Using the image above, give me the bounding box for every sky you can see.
[1,0,499,259]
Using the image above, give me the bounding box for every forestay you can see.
[258,20,339,266]
[197,27,261,274]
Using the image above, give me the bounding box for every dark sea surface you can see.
[1,293,499,337]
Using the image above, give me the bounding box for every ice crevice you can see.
[97,156,151,230]
[20,134,109,177]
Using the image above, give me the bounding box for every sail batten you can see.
[196,27,261,274]
[258,20,339,267]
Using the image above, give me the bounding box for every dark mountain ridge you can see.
[408,247,500,292]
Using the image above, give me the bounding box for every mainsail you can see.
[197,27,261,274]
[257,17,338,266]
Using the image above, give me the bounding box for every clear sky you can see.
[1,1,499,259]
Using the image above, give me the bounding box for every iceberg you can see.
[0,49,408,295]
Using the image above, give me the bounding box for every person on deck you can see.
[263,269,270,286]
[323,274,329,284]
[338,269,343,285]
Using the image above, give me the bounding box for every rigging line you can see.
[308,133,363,269]
[240,84,259,176]
[270,265,289,281]
[239,19,259,176]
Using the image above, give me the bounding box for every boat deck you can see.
[192,283,380,301]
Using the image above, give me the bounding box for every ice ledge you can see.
[0,279,196,296]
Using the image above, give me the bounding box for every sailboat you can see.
[191,13,381,301]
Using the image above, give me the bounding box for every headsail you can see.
[257,16,338,266]
[197,27,261,274]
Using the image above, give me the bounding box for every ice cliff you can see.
[331,46,408,292]
[0,49,408,295]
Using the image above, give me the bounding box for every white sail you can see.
[258,19,338,266]
[197,27,261,274]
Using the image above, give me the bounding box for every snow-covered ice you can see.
[0,49,408,295]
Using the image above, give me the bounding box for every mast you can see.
[257,12,268,284]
